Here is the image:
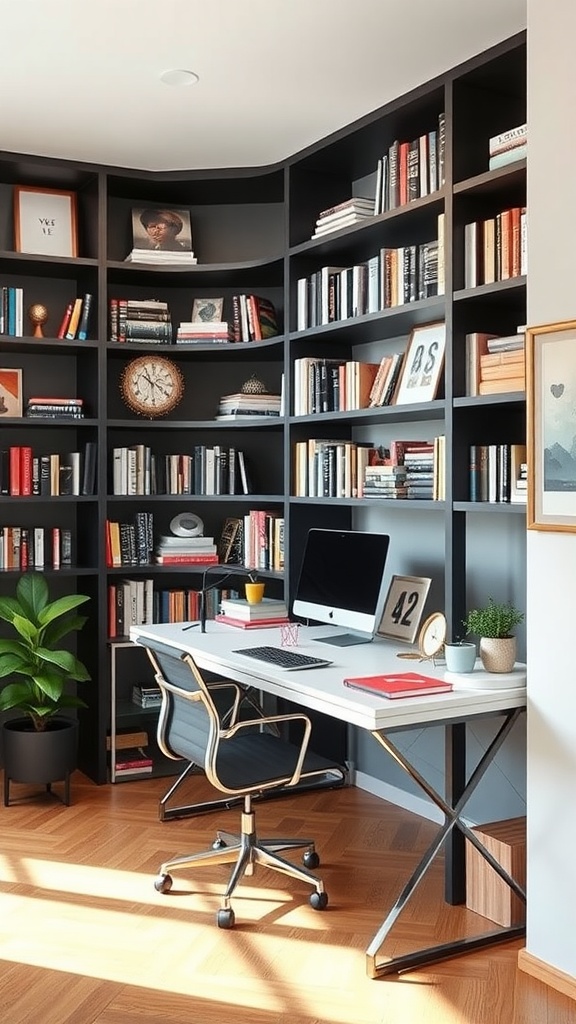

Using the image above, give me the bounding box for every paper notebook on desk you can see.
[343,672,453,699]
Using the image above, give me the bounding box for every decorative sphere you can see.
[29,303,48,326]
[241,374,268,395]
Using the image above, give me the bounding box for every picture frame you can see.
[394,321,446,405]
[131,206,193,252]
[377,574,432,644]
[192,297,224,323]
[0,368,23,417]
[217,517,243,564]
[527,319,576,532]
[14,186,78,258]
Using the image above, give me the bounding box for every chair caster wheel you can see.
[309,890,328,911]
[154,873,173,894]
[303,849,320,869]
[217,907,235,929]
[212,837,227,850]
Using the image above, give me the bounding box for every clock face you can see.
[120,356,184,417]
[418,612,447,658]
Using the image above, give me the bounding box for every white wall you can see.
[526,0,576,980]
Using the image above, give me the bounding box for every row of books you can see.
[293,438,444,500]
[109,298,172,344]
[57,295,93,341]
[293,354,404,416]
[1,441,97,497]
[297,220,444,330]
[0,526,72,570]
[107,582,225,636]
[0,286,24,336]
[488,121,527,171]
[465,330,525,397]
[110,445,252,496]
[230,294,279,343]
[242,510,284,572]
[373,114,446,214]
[105,512,154,568]
[464,207,527,289]
[25,396,85,420]
[469,443,527,503]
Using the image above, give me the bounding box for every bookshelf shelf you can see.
[0,30,527,785]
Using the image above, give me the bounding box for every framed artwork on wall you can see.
[527,319,576,532]
[14,186,78,258]
[394,321,446,405]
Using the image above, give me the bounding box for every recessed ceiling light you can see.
[160,69,199,87]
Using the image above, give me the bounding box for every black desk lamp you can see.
[187,563,259,633]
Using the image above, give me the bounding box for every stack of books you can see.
[215,596,290,630]
[26,397,84,419]
[311,197,375,239]
[154,534,218,566]
[132,684,162,708]
[176,320,233,344]
[488,122,527,171]
[215,391,282,420]
[110,298,172,344]
[466,329,525,396]
[114,746,154,778]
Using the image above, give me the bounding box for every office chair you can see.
[140,637,344,928]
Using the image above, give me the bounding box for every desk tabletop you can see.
[130,621,527,732]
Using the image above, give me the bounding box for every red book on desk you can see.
[343,672,453,698]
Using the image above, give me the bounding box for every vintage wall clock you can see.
[120,355,184,418]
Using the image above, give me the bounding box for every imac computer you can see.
[292,528,390,647]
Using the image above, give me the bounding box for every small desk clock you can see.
[397,611,447,663]
[120,355,184,418]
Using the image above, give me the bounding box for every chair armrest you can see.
[222,713,312,787]
[207,681,243,725]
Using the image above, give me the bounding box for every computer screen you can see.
[292,528,390,646]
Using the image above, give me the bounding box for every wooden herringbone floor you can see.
[0,772,573,1024]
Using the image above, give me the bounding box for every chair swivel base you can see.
[154,805,328,928]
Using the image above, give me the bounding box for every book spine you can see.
[57,302,74,339]
[77,292,93,340]
[65,297,83,340]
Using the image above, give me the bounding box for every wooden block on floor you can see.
[466,815,526,927]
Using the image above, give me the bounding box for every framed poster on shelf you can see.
[377,575,431,644]
[394,322,446,405]
[0,368,23,417]
[527,319,576,532]
[14,186,78,258]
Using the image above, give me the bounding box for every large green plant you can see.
[0,573,90,731]
[464,597,524,639]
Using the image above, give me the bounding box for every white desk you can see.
[131,620,527,977]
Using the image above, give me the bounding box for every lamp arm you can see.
[194,564,258,633]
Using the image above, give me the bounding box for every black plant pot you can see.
[3,717,78,806]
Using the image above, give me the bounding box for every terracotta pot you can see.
[479,636,517,673]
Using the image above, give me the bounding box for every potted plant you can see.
[0,573,91,804]
[464,597,524,673]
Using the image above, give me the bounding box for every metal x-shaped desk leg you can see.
[366,706,526,978]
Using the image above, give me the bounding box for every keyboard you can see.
[232,645,333,671]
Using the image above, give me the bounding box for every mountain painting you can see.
[541,332,576,493]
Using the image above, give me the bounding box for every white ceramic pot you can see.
[479,636,516,673]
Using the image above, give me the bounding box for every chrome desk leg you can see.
[365,707,526,978]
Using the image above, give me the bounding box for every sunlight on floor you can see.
[0,853,476,1023]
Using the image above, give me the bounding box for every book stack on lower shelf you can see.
[154,534,218,566]
[110,730,154,779]
[215,595,289,630]
[311,197,375,238]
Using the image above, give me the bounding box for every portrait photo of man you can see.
[131,207,193,252]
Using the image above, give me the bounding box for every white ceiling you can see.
[0,0,526,173]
